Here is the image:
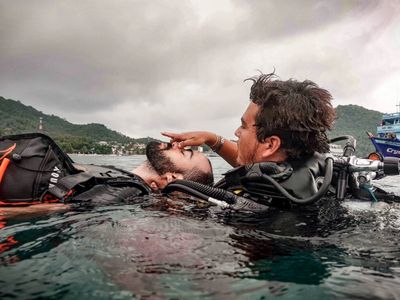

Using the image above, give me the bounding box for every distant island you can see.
[0,96,157,155]
[0,96,382,156]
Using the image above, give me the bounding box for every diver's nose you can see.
[234,127,240,138]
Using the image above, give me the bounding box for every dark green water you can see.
[1,155,400,299]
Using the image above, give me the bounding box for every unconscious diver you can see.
[0,134,213,212]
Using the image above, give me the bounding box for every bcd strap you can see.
[0,158,11,186]
[48,169,151,202]
[100,177,151,195]
[48,172,94,201]
[0,143,16,161]
[0,144,16,187]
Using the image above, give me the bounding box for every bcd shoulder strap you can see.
[48,164,151,201]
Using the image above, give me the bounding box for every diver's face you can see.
[234,102,265,165]
[162,143,212,175]
[146,141,211,176]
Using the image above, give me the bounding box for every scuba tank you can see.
[162,136,400,212]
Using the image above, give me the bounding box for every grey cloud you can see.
[235,0,380,41]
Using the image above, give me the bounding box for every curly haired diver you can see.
[163,72,336,201]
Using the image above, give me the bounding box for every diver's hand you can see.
[161,131,218,149]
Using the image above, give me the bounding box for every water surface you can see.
[1,155,400,299]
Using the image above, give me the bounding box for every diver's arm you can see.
[161,131,239,167]
[162,131,213,148]
[215,139,239,167]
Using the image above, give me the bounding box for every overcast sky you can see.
[1,0,399,139]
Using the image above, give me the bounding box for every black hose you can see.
[163,180,237,204]
[329,135,356,157]
[163,180,269,212]
[329,135,356,146]
[258,157,334,205]
[162,183,211,201]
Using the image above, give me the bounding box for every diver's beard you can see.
[238,140,259,165]
[145,141,176,175]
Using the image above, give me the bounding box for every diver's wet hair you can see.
[183,166,214,186]
[246,72,335,160]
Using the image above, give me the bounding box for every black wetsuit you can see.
[70,172,151,206]
[214,152,329,208]
[53,164,152,206]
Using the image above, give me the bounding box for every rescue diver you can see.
[162,72,336,203]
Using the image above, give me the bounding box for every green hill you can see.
[0,96,157,153]
[330,104,382,157]
[0,96,132,141]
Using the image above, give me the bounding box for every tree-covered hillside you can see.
[329,104,382,157]
[0,96,132,141]
[0,96,156,153]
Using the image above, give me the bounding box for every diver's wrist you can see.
[210,135,225,152]
[214,137,225,152]
[207,133,219,148]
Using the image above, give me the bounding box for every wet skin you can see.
[159,142,212,175]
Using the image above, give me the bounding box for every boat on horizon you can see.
[367,110,400,160]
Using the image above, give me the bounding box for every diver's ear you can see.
[166,172,184,182]
[260,135,282,159]
[158,172,184,189]
[150,181,159,191]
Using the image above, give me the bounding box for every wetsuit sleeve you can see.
[71,185,146,206]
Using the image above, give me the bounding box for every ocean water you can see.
[1,154,400,299]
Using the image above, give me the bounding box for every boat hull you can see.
[369,137,400,158]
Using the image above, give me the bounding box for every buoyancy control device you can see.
[0,133,150,205]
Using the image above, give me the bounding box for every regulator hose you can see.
[255,157,334,205]
[163,180,237,204]
[329,135,356,149]
[163,180,269,212]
